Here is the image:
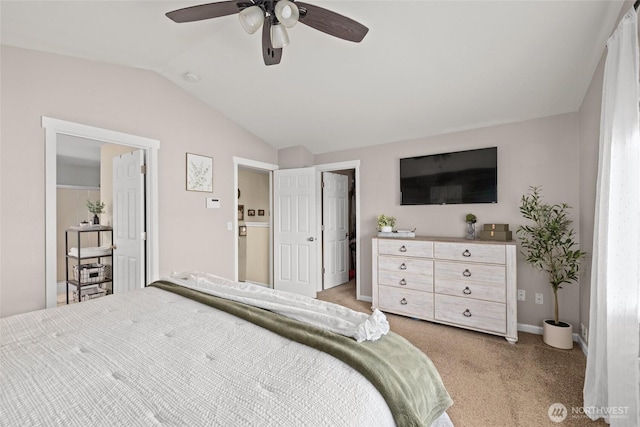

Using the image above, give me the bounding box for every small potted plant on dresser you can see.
[465,213,477,240]
[517,186,585,349]
[377,214,396,233]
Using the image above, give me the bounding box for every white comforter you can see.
[1,285,453,427]
[167,272,390,342]
[0,287,382,426]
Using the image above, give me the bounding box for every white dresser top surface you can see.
[374,235,516,246]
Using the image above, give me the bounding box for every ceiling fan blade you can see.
[296,2,368,43]
[262,18,283,66]
[166,1,243,23]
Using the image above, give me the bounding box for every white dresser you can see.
[372,236,518,343]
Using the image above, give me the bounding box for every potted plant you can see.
[465,213,477,239]
[517,186,585,349]
[377,214,396,233]
[87,200,105,225]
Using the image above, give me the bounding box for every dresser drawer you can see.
[435,242,505,264]
[435,260,505,285]
[435,280,505,303]
[378,285,434,319]
[378,256,433,291]
[378,239,433,258]
[434,294,506,334]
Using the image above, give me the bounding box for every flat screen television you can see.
[400,147,497,205]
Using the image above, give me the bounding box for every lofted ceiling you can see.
[0,1,626,155]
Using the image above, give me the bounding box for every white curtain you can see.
[584,7,640,427]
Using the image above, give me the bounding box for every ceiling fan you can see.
[166,0,369,66]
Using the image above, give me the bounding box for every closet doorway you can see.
[316,160,361,300]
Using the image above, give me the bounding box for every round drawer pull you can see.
[399,278,407,286]
[463,309,472,317]
[463,286,471,295]
[400,298,408,305]
[462,249,471,257]
[399,245,407,252]
[463,269,471,277]
[399,263,407,270]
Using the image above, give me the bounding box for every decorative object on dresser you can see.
[465,213,477,240]
[377,214,396,233]
[86,199,105,225]
[517,186,585,349]
[372,236,518,343]
[479,223,512,241]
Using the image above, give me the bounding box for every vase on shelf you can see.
[465,221,476,240]
[93,214,100,225]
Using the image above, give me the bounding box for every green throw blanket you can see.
[150,281,453,426]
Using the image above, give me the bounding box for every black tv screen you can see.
[400,147,497,205]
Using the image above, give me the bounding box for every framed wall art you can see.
[238,205,244,220]
[248,209,255,216]
[186,153,213,192]
[258,209,265,216]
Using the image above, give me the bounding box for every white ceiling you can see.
[1,1,625,155]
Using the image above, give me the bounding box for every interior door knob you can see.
[307,237,315,241]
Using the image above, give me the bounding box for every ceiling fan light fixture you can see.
[270,23,289,48]
[238,6,264,34]
[274,0,299,28]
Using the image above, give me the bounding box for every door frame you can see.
[321,171,350,289]
[43,117,160,308]
[233,157,279,285]
[315,160,365,301]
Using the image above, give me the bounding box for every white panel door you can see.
[113,150,145,293]
[273,168,317,297]
[322,172,349,289]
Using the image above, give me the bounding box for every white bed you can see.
[0,274,452,426]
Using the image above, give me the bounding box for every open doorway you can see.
[233,157,279,287]
[321,170,354,289]
[55,136,135,304]
[316,161,362,301]
[43,117,160,308]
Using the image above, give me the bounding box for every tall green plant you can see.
[517,186,585,325]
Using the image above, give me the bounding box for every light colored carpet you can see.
[318,281,606,427]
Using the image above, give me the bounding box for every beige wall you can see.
[278,145,314,169]
[245,226,270,285]
[238,169,270,222]
[315,113,583,331]
[56,188,100,282]
[238,168,270,284]
[577,55,605,339]
[0,46,277,317]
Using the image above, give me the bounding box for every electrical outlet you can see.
[535,293,543,304]
[517,289,525,301]
[581,323,588,343]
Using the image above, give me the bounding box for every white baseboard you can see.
[577,335,588,356]
[517,322,544,335]
[518,322,584,354]
[358,295,372,303]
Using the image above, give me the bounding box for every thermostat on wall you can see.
[206,197,220,209]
